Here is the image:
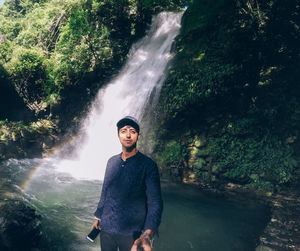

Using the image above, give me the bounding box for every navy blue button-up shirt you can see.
[94,151,163,236]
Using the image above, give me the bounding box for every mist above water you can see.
[55,12,183,180]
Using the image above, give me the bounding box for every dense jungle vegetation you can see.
[0,0,183,122]
[0,0,300,191]
[154,0,300,191]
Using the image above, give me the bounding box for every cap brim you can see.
[117,118,139,133]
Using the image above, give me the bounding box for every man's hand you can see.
[91,218,100,230]
[131,235,152,251]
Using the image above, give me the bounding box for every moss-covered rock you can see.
[0,119,60,160]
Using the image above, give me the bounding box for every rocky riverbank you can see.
[255,190,300,251]
[190,181,300,251]
[0,157,43,250]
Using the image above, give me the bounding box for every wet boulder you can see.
[0,200,42,251]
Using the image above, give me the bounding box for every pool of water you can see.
[0,158,269,251]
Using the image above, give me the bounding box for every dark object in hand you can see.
[86,227,101,242]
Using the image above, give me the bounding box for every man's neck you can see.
[121,148,138,161]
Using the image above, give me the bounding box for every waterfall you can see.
[55,12,183,180]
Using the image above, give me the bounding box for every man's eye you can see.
[130,130,136,134]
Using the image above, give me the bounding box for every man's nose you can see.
[126,132,131,138]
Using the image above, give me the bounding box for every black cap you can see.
[117,116,140,134]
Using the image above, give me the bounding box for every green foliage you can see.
[8,48,48,112]
[207,119,298,188]
[192,157,207,179]
[181,0,228,36]
[0,120,29,142]
[0,119,56,161]
[0,0,78,114]
[140,0,187,11]
[1,0,183,118]
[156,0,300,190]
[155,140,187,170]
[0,119,55,142]
[0,40,13,64]
[0,0,147,116]
[2,0,46,16]
[50,1,115,87]
[159,0,240,120]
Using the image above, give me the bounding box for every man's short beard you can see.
[124,143,137,152]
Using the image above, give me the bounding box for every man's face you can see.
[118,125,139,150]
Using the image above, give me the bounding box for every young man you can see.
[91,116,163,251]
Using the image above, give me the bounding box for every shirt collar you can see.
[119,151,140,162]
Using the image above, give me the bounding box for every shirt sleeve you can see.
[94,161,110,219]
[143,161,163,234]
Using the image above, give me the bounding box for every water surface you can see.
[1,158,269,251]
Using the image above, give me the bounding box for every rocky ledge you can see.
[183,180,300,251]
[0,119,61,160]
[255,190,300,251]
[222,184,300,251]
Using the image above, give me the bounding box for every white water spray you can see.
[56,12,182,180]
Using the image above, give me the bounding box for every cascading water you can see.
[56,12,183,180]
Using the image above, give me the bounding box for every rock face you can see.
[0,200,42,251]
[222,186,300,251]
[0,120,60,161]
[186,182,300,251]
[256,191,300,251]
